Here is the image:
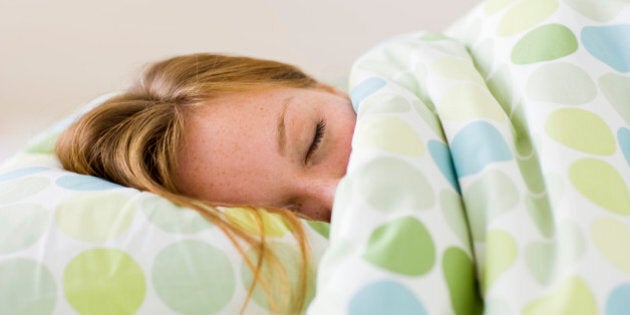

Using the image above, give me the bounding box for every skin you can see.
[173,84,356,222]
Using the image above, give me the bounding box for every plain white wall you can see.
[0,0,479,161]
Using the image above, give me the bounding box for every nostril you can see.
[314,206,332,222]
[297,203,331,222]
[323,208,332,223]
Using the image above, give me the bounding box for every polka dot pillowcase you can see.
[0,93,330,314]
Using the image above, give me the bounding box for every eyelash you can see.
[306,120,326,163]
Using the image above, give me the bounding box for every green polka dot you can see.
[354,115,424,156]
[421,32,450,41]
[357,158,434,212]
[487,65,513,114]
[497,0,558,36]
[527,62,597,105]
[64,249,145,315]
[464,170,519,242]
[357,93,411,117]
[563,0,630,22]
[56,192,136,242]
[484,0,514,15]
[599,72,630,125]
[24,132,59,155]
[141,195,212,233]
[439,84,506,123]
[517,156,545,194]
[153,240,235,315]
[526,193,555,238]
[0,258,56,315]
[442,247,483,315]
[241,242,314,313]
[0,177,49,204]
[440,190,469,245]
[511,104,534,157]
[432,56,485,85]
[363,216,435,275]
[307,220,330,239]
[526,241,555,285]
[483,230,517,292]
[0,204,49,254]
[592,217,630,273]
[546,108,615,155]
[511,24,578,64]
[523,276,596,315]
[569,159,630,214]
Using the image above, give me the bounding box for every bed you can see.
[2,0,630,314]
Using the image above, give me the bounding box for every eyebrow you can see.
[277,96,293,156]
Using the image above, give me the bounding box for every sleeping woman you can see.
[56,54,355,222]
[54,53,355,312]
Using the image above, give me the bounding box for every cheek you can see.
[341,121,355,150]
[341,105,357,147]
[334,107,356,172]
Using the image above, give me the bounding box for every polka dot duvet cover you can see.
[309,0,630,314]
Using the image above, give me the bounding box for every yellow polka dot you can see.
[438,84,507,123]
[354,115,425,156]
[432,56,485,86]
[224,207,291,237]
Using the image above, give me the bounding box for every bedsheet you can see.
[308,1,630,314]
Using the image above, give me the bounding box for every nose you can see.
[298,177,340,222]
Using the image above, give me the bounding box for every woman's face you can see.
[173,84,356,222]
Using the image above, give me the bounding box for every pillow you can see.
[0,94,330,315]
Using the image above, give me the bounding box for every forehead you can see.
[184,90,280,162]
[174,89,288,203]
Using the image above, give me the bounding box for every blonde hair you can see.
[55,53,318,313]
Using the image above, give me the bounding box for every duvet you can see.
[309,1,630,314]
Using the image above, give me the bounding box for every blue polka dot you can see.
[428,140,461,194]
[0,167,49,182]
[582,25,630,73]
[619,128,630,167]
[607,283,630,315]
[350,77,387,111]
[348,280,427,315]
[450,121,512,177]
[56,174,122,191]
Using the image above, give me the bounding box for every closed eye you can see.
[306,120,325,163]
